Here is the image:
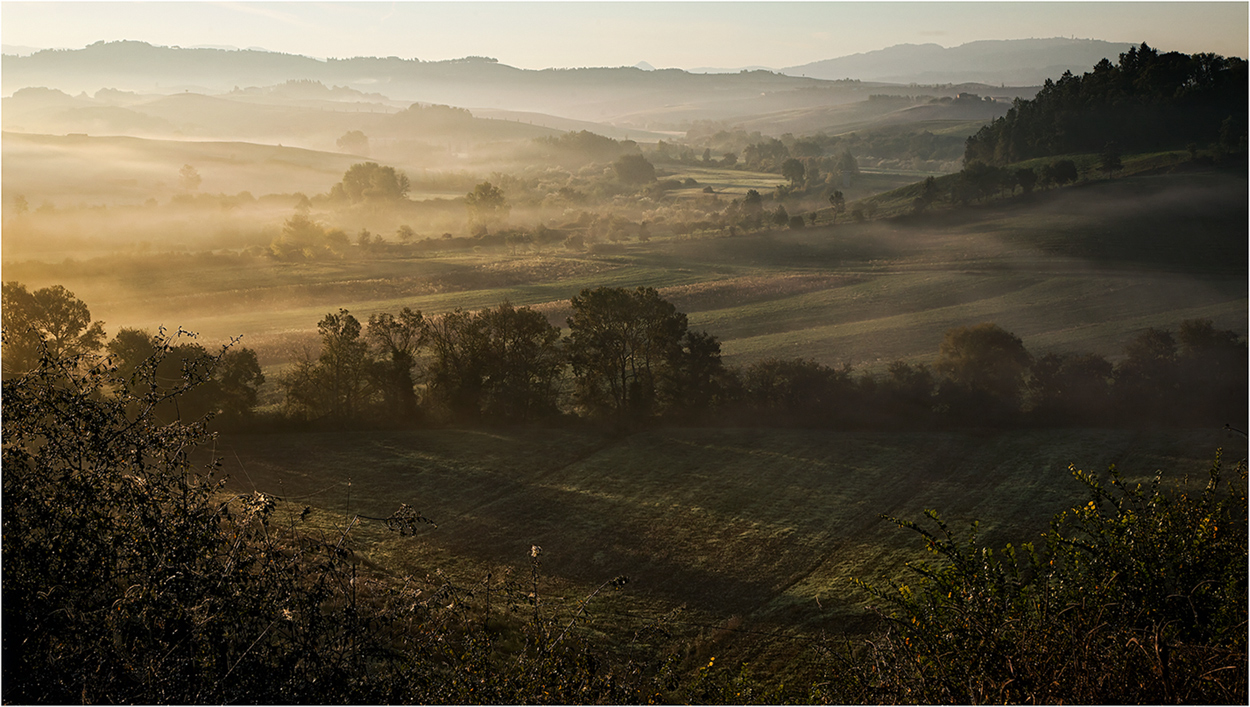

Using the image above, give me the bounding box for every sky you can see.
[2,1,1247,70]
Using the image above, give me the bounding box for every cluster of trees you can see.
[269,212,352,260]
[948,158,1079,205]
[327,161,410,203]
[532,129,639,166]
[2,282,265,426]
[464,180,510,230]
[282,303,564,424]
[385,101,476,130]
[739,141,861,190]
[280,287,725,425]
[965,44,1247,164]
[6,281,1242,432]
[729,320,1245,430]
[681,121,964,174]
[280,290,1245,432]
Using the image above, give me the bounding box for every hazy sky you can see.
[3,2,1246,70]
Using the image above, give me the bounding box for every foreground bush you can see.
[0,336,656,703]
[853,453,1248,703]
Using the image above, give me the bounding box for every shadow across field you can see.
[216,426,1246,632]
[895,170,1249,277]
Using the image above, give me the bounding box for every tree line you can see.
[277,296,1246,431]
[4,281,1243,431]
[965,43,1247,165]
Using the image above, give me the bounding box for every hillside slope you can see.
[217,426,1246,643]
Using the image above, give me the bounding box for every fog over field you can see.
[3,4,1247,704]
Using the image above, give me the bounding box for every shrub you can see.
[852,452,1248,704]
[1,336,660,703]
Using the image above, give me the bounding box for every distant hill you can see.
[4,39,1144,137]
[1,84,559,155]
[2,41,852,128]
[784,38,1139,85]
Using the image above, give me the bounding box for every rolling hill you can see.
[214,423,1247,669]
[4,40,1039,132]
[4,167,1243,374]
[783,38,1139,85]
[1,86,563,155]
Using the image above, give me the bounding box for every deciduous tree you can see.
[465,181,510,229]
[2,282,106,377]
[282,309,373,420]
[781,158,805,187]
[179,163,202,191]
[336,129,370,155]
[367,308,425,419]
[828,190,846,221]
[935,323,1032,416]
[565,286,688,419]
[332,162,410,203]
[613,154,657,185]
[1099,141,1123,178]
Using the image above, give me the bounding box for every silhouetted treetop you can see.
[1,282,106,377]
[965,44,1247,164]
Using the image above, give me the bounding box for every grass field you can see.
[215,425,1248,671]
[1,131,365,205]
[5,142,1245,684]
[6,169,1243,375]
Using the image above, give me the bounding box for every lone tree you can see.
[179,164,202,191]
[336,130,370,155]
[828,190,846,221]
[1099,142,1123,179]
[2,282,106,377]
[934,322,1032,413]
[613,154,656,185]
[464,181,510,230]
[331,162,410,203]
[781,158,806,187]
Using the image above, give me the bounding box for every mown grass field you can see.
[6,169,1244,375]
[215,425,1248,671]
